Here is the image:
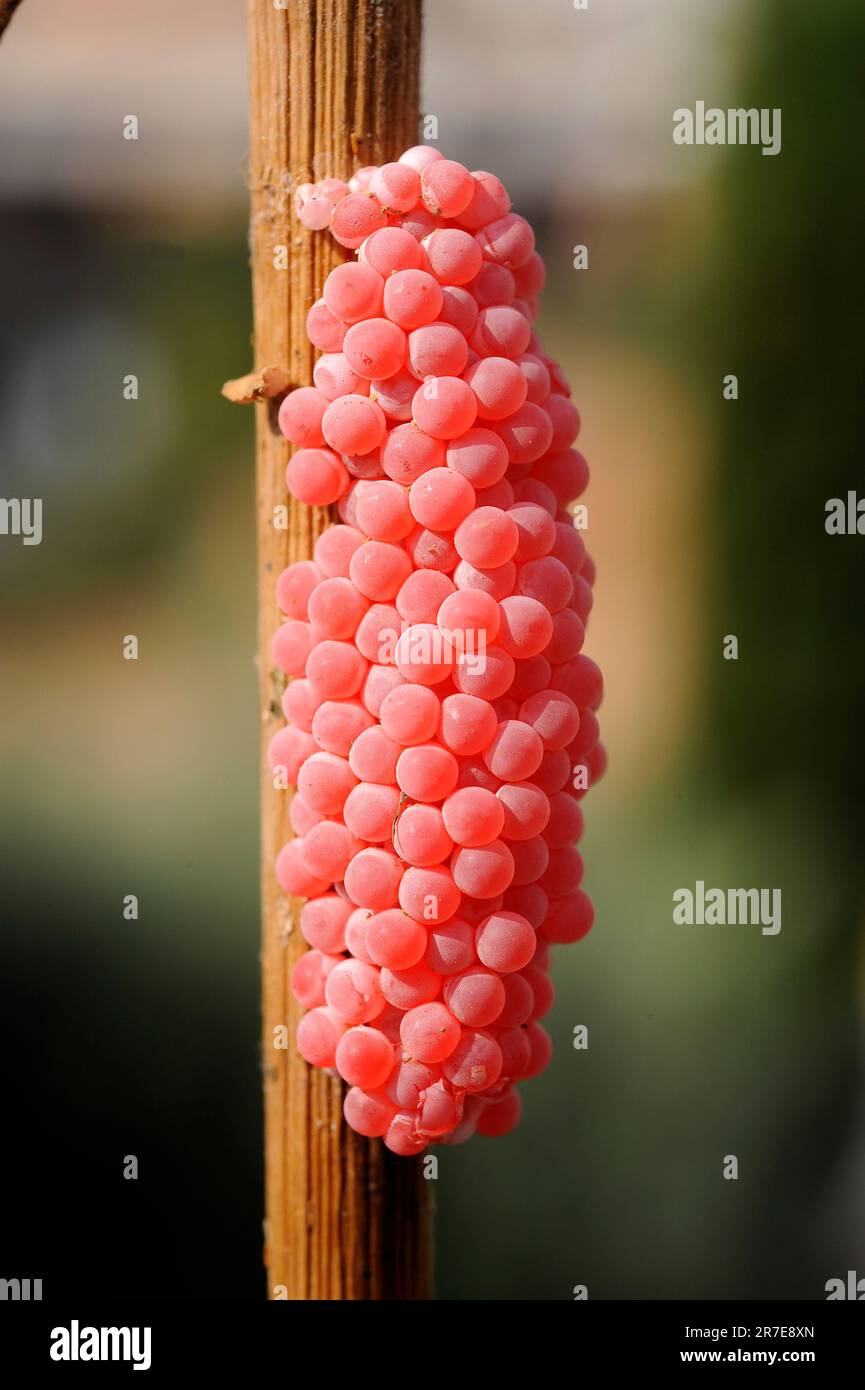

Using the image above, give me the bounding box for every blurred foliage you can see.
[702,0,865,831]
[1,215,264,1297]
[0,211,251,603]
[435,0,865,1300]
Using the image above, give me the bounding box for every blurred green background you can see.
[1,0,863,1300]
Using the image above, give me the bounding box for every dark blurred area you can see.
[1,0,863,1301]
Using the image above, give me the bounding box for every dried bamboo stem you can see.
[247,0,431,1300]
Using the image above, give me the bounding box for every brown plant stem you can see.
[246,0,431,1300]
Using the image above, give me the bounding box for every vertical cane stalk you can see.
[247,0,431,1300]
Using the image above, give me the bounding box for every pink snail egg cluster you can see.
[274,147,605,1155]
